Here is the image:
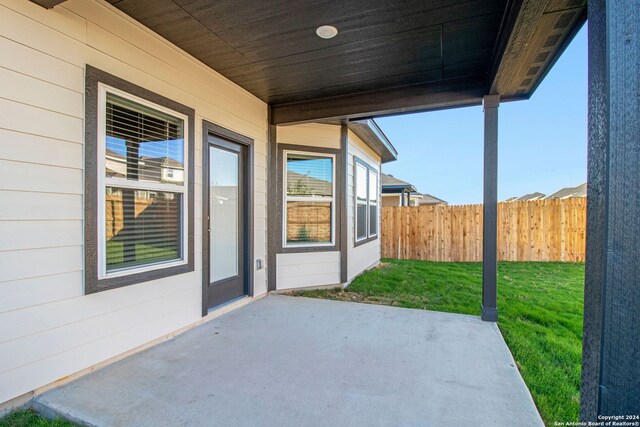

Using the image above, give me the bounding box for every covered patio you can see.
[34,295,542,426]
[7,0,638,419]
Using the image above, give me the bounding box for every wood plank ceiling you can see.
[107,0,586,123]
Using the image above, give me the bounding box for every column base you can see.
[481,305,498,322]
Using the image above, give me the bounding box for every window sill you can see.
[101,258,187,280]
[280,244,339,254]
[354,235,378,248]
[86,261,192,295]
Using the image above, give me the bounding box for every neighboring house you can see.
[504,192,547,202]
[546,183,587,199]
[504,184,587,202]
[381,174,446,207]
[139,156,185,184]
[413,192,448,206]
[381,173,416,206]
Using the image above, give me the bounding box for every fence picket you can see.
[380,199,586,262]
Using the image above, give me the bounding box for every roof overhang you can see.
[382,186,417,194]
[349,119,398,164]
[103,0,586,124]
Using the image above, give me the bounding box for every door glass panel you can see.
[210,147,239,282]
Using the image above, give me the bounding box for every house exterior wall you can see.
[0,0,268,404]
[277,123,341,150]
[275,252,341,290]
[274,125,382,287]
[347,131,382,281]
[275,123,342,289]
[382,194,402,207]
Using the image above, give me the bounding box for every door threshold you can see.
[207,295,249,315]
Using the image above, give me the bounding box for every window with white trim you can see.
[98,85,188,277]
[355,159,379,243]
[284,151,335,246]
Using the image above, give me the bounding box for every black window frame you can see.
[354,156,379,247]
[85,65,195,294]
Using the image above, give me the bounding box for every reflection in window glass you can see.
[105,188,181,271]
[369,170,378,204]
[286,201,332,243]
[356,164,367,202]
[369,170,378,236]
[210,147,239,282]
[356,204,367,240]
[102,89,186,275]
[286,154,333,197]
[369,204,377,236]
[105,92,185,185]
[284,152,334,246]
[354,159,378,241]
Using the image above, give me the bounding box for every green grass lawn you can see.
[0,410,75,427]
[291,259,584,425]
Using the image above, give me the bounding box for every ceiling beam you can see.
[271,76,487,125]
[29,0,67,8]
[488,0,587,98]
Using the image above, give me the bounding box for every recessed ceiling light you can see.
[316,25,338,39]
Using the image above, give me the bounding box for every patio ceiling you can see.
[106,0,585,124]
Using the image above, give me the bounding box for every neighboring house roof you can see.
[506,192,546,202]
[105,149,126,178]
[140,156,184,169]
[504,184,587,202]
[381,175,446,205]
[287,171,332,197]
[381,173,416,192]
[546,183,587,199]
[413,193,448,205]
[105,150,185,181]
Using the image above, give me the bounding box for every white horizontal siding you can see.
[0,0,268,405]
[0,306,196,404]
[0,98,83,143]
[0,36,85,92]
[0,221,82,252]
[275,123,342,290]
[276,252,341,290]
[0,272,81,313]
[347,131,382,281]
[0,246,82,284]
[0,129,82,169]
[0,160,82,194]
[0,191,82,220]
[0,66,83,118]
[349,242,381,281]
[277,123,341,149]
[0,286,199,375]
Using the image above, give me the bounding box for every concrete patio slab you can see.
[35,295,543,427]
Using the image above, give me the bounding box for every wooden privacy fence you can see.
[381,198,587,262]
